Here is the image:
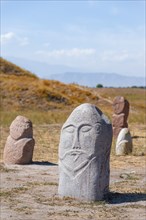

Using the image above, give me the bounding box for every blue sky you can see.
[1,0,145,77]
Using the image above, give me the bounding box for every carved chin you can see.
[59,151,96,179]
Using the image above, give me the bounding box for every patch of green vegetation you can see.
[119,173,139,180]
[0,191,11,197]
[34,196,63,206]
[14,206,33,215]
[26,181,58,187]
[0,187,29,198]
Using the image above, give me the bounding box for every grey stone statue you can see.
[58,103,112,201]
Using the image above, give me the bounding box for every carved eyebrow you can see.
[79,123,92,128]
[62,124,76,130]
[94,122,101,125]
[79,122,101,129]
[62,122,101,130]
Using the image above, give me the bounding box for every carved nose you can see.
[73,145,81,149]
[72,132,81,149]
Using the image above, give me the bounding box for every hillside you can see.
[4,56,145,87]
[0,57,37,78]
[0,57,98,111]
[0,57,145,125]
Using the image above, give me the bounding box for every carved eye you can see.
[94,123,101,134]
[63,125,75,133]
[80,125,92,132]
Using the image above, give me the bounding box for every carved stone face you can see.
[59,103,110,178]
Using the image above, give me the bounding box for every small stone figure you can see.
[3,115,35,164]
[112,96,129,138]
[58,103,112,201]
[116,128,133,155]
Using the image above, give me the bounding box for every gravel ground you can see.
[1,155,146,220]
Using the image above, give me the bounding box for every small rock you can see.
[116,128,133,156]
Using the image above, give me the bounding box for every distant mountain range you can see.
[4,56,145,87]
[49,72,145,87]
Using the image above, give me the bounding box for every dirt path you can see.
[1,155,146,220]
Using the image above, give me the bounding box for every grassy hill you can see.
[0,57,98,111]
[0,57,37,78]
[0,57,145,125]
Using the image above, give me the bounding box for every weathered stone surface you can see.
[58,103,112,201]
[116,128,133,155]
[112,96,129,138]
[10,115,33,140]
[113,96,129,117]
[112,114,128,128]
[112,114,128,138]
[3,116,35,164]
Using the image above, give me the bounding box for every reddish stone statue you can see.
[112,96,129,138]
[3,116,35,164]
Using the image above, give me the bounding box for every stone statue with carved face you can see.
[3,115,35,164]
[58,103,112,201]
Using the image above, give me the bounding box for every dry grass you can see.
[0,57,37,78]
[88,87,146,124]
[0,74,98,111]
[0,57,99,112]
[1,122,145,163]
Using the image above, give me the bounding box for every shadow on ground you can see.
[106,192,146,204]
[32,161,58,166]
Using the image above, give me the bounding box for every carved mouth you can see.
[71,152,79,155]
[60,150,86,159]
[59,150,96,179]
[70,151,81,161]
[72,154,80,162]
